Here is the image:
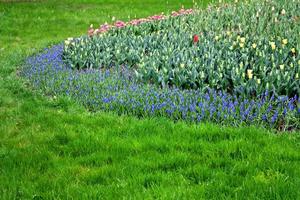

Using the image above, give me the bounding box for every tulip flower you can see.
[193,34,199,43]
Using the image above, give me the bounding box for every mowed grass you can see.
[0,0,300,199]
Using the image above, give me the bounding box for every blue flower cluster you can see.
[21,45,300,130]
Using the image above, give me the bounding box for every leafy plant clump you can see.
[63,0,300,97]
[21,0,300,131]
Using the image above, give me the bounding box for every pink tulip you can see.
[86,8,194,36]
[88,27,94,36]
[115,20,126,28]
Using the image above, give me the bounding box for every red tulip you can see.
[193,34,199,43]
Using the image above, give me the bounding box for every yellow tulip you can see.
[252,43,257,49]
[257,79,261,84]
[282,39,288,45]
[270,42,276,50]
[279,64,284,70]
[291,48,296,53]
[247,69,253,79]
[64,40,70,46]
[240,37,246,43]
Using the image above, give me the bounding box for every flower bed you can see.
[63,1,299,97]
[21,0,300,131]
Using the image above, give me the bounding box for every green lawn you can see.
[1,0,300,199]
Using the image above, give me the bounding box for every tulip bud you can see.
[240,37,246,43]
[279,64,284,70]
[291,48,296,54]
[282,39,288,45]
[193,34,199,43]
[270,42,276,50]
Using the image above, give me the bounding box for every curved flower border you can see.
[21,43,300,131]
